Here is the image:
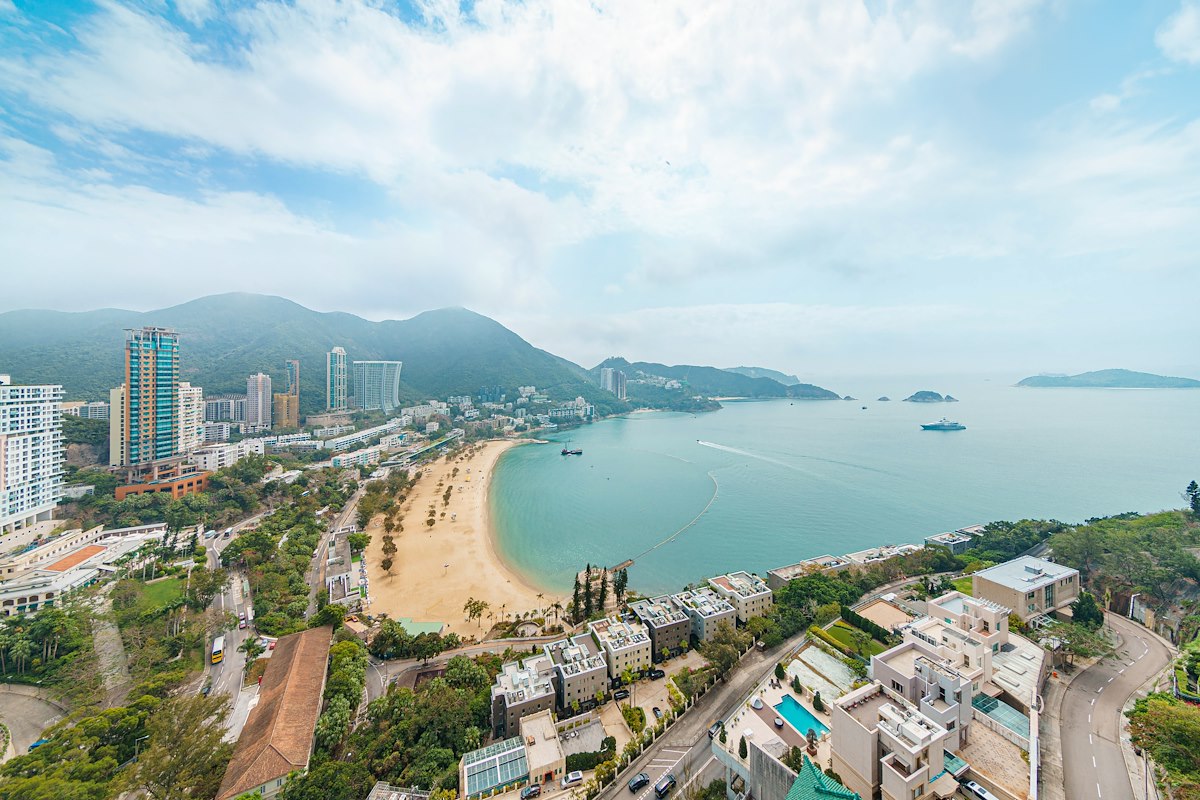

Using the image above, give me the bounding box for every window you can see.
[891,680,904,694]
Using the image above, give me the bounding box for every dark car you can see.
[652,706,663,719]
[614,689,630,700]
[521,785,541,800]
[707,720,723,739]
[648,668,665,680]
[654,774,677,798]
[628,773,650,792]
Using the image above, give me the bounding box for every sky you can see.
[1,0,1198,377]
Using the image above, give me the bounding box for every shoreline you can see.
[363,439,566,638]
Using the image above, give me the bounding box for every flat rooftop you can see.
[494,655,555,705]
[519,711,563,774]
[839,686,895,728]
[845,543,922,563]
[989,632,1045,707]
[926,531,971,545]
[589,617,650,650]
[769,556,851,580]
[875,644,920,677]
[974,556,1077,591]
[43,544,106,572]
[855,598,913,631]
[708,571,771,599]
[672,587,734,618]
[545,635,606,676]
[629,596,688,628]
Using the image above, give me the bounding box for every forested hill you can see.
[0,294,626,416]
[591,357,840,399]
[1017,369,1200,389]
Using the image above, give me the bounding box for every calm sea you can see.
[489,375,1200,596]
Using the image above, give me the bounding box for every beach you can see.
[363,439,562,638]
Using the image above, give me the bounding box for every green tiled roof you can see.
[785,756,860,800]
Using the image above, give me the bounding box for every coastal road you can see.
[307,485,365,617]
[1059,613,1173,800]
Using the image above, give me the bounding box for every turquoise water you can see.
[774,694,829,737]
[490,376,1200,595]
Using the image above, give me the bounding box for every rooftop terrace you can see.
[545,635,606,677]
[589,617,650,650]
[974,556,1077,590]
[708,570,771,598]
[672,587,734,618]
[629,596,688,627]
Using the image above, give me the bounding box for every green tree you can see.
[1045,620,1115,664]
[738,736,748,759]
[1072,590,1105,629]
[849,627,872,655]
[239,636,266,667]
[812,692,825,713]
[1187,480,1200,517]
[774,662,786,681]
[347,532,371,553]
[698,621,750,679]
[791,675,802,695]
[464,597,489,630]
[1127,693,1200,795]
[280,761,374,800]
[125,693,233,800]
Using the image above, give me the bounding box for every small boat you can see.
[921,418,966,431]
[561,448,583,456]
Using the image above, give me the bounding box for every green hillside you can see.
[724,365,802,385]
[0,293,628,416]
[592,357,839,399]
[1017,369,1200,389]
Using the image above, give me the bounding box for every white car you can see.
[561,771,584,788]
[962,781,998,800]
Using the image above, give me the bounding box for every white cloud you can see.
[1157,1,1200,64]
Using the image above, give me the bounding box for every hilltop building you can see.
[245,373,272,432]
[326,347,348,411]
[630,596,690,661]
[544,634,607,711]
[352,360,403,413]
[490,654,557,739]
[671,587,736,643]
[0,376,64,542]
[216,626,333,800]
[972,556,1080,623]
[588,616,652,678]
[708,570,773,623]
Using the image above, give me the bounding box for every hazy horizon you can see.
[2,1,1198,375]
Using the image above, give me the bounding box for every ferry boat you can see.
[561,448,583,455]
[921,418,966,431]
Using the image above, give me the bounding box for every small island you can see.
[1017,369,1200,389]
[842,395,857,401]
[903,391,958,403]
[877,396,891,401]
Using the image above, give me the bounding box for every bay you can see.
[489,375,1200,596]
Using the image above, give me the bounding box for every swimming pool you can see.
[774,695,829,738]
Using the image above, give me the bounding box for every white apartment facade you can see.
[972,556,1080,622]
[544,634,608,711]
[831,682,954,800]
[0,377,64,540]
[588,617,652,679]
[178,382,205,454]
[707,571,773,623]
[190,439,267,472]
[245,373,273,432]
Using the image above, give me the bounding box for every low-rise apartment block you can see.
[972,556,1079,622]
[190,438,266,472]
[831,682,956,800]
[707,570,773,623]
[490,654,557,739]
[766,555,852,589]
[331,446,384,468]
[923,531,973,555]
[671,587,736,643]
[870,640,974,748]
[325,531,361,607]
[629,596,690,661]
[844,543,923,565]
[544,634,607,711]
[588,617,652,679]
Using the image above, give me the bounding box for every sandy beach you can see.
[363,439,564,638]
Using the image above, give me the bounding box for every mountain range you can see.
[592,358,840,400]
[0,293,838,414]
[1017,369,1200,389]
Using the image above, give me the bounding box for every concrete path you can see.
[91,591,133,706]
[1051,613,1173,800]
[0,684,67,761]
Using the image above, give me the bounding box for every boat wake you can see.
[695,440,898,478]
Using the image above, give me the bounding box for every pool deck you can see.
[719,670,832,767]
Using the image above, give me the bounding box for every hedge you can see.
[839,605,894,644]
[808,625,866,663]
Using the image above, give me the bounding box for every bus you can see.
[211,635,225,664]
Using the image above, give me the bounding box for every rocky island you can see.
[877,396,891,401]
[903,391,958,403]
[1017,369,1200,389]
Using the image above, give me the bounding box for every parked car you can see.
[628,773,650,792]
[961,781,998,800]
[614,689,630,700]
[654,774,676,798]
[521,785,541,799]
[238,619,247,630]
[648,668,665,679]
[707,720,723,739]
[652,706,663,720]
[562,771,584,788]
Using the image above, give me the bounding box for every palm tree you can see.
[551,601,564,625]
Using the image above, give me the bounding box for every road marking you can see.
[1089,734,1094,745]
[1091,699,1096,706]
[1097,686,1104,694]
[1088,713,1092,724]
[1093,756,1098,768]
[1097,783,1103,798]
[1118,668,1126,674]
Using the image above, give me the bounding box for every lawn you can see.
[827,621,889,657]
[952,576,974,595]
[136,577,185,611]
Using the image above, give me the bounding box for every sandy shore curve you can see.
[363,439,566,638]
